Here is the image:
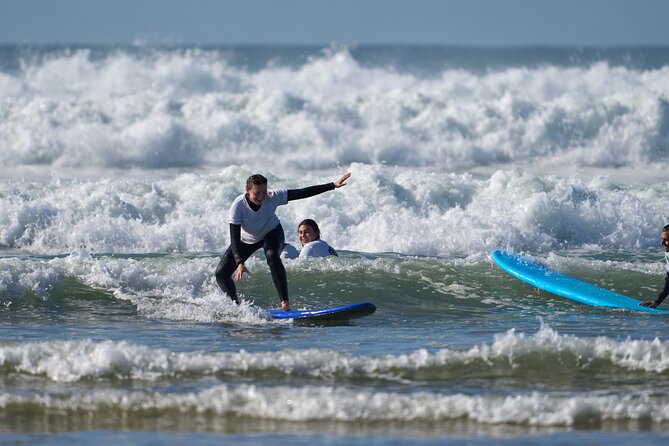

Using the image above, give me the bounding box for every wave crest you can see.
[2,48,669,170]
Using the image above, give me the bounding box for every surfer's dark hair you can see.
[663,224,669,233]
[246,174,267,189]
[298,219,321,240]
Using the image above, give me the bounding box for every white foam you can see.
[2,49,669,171]
[1,384,668,425]
[2,165,669,258]
[2,326,668,382]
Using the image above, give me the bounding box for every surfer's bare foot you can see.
[640,301,658,308]
[281,300,290,311]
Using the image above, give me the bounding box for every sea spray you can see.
[2,48,669,170]
[1,167,668,255]
[2,326,668,382]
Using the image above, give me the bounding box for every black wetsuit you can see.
[652,273,669,307]
[215,182,335,303]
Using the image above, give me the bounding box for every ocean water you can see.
[1,44,669,445]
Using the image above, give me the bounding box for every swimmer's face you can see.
[246,184,267,206]
[298,224,318,246]
[662,231,669,252]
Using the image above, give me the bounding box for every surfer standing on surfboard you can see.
[640,224,669,308]
[215,172,351,311]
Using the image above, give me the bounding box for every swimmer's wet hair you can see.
[298,219,321,240]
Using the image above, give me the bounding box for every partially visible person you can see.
[640,224,669,308]
[283,219,338,259]
[299,219,338,258]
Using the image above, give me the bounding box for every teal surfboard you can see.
[492,250,669,314]
[267,302,376,321]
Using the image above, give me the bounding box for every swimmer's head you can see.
[298,219,321,246]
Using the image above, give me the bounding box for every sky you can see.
[1,0,669,46]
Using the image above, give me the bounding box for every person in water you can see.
[640,224,669,308]
[282,219,338,259]
[215,172,351,311]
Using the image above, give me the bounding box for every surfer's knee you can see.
[265,248,281,266]
[215,254,236,278]
[214,266,229,288]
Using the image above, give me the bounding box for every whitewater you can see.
[1,46,669,172]
[1,45,669,446]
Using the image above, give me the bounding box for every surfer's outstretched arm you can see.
[286,173,351,201]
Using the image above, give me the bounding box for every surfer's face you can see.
[298,224,318,246]
[246,184,268,206]
[662,231,669,252]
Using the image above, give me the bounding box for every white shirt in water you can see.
[282,240,338,259]
[299,240,338,258]
[281,244,299,259]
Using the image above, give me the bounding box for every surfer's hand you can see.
[333,172,351,188]
[234,263,250,282]
[281,300,290,311]
[640,300,658,308]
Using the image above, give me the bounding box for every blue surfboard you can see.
[491,250,669,314]
[267,302,376,321]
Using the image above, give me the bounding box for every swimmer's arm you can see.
[640,272,669,308]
